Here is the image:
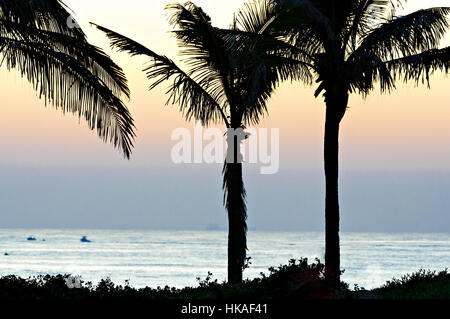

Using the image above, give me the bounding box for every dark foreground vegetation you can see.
[0,259,448,300]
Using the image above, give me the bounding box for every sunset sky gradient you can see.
[0,0,449,232]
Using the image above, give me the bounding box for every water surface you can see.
[0,229,448,289]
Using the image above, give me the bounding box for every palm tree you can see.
[0,0,135,157]
[231,0,450,288]
[94,2,305,283]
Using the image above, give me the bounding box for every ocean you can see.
[0,229,448,290]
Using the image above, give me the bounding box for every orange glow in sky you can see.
[0,0,448,171]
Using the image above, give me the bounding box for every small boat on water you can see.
[4,253,9,256]
[80,236,91,243]
[27,236,36,241]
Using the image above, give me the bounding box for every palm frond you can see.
[165,2,231,110]
[0,2,134,158]
[222,25,316,67]
[239,53,313,124]
[0,36,135,158]
[92,23,157,58]
[284,0,339,57]
[386,46,450,87]
[2,20,129,98]
[237,0,279,34]
[343,0,395,52]
[351,7,450,61]
[93,23,229,126]
[0,0,85,39]
[309,0,354,35]
[216,2,315,125]
[236,0,320,61]
[346,51,395,95]
[144,56,229,125]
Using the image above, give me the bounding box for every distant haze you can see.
[1,166,449,233]
[0,0,449,232]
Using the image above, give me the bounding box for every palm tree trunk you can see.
[223,134,247,284]
[324,103,341,289]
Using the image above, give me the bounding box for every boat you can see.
[27,236,37,241]
[80,236,91,243]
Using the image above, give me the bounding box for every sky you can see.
[0,0,449,232]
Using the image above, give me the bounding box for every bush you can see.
[2,260,448,300]
[370,269,450,299]
[0,258,342,300]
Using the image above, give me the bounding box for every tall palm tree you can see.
[231,0,450,288]
[0,0,135,157]
[94,2,306,283]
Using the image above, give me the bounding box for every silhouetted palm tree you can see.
[94,2,305,283]
[0,0,135,157]
[231,0,450,288]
